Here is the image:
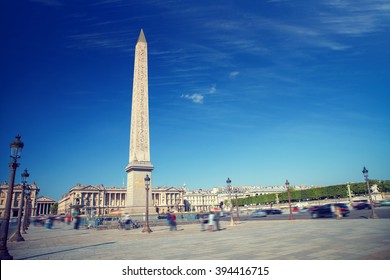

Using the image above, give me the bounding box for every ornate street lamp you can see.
[142,174,152,233]
[226,178,234,226]
[234,186,240,222]
[362,167,379,219]
[10,169,29,242]
[22,186,32,233]
[285,179,294,220]
[0,135,24,260]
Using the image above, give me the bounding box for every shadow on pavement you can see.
[18,241,116,260]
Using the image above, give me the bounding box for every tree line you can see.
[235,180,390,207]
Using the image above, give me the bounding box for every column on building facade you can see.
[98,192,101,214]
[92,193,95,207]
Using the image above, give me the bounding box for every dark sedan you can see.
[355,202,372,210]
[311,203,350,218]
[264,209,282,215]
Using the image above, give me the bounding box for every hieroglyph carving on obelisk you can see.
[125,29,154,214]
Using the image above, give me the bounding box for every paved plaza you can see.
[6,218,390,260]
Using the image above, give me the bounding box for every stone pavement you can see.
[6,218,390,260]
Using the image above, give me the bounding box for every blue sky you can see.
[1,0,389,200]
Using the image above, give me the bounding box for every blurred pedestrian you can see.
[331,204,335,217]
[198,211,207,231]
[123,214,132,230]
[32,216,37,227]
[208,211,215,231]
[45,217,53,229]
[166,211,171,228]
[169,211,177,231]
[335,205,341,219]
[214,210,221,231]
[74,215,81,230]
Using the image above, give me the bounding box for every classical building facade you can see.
[152,187,185,214]
[57,184,187,216]
[35,196,57,216]
[184,190,220,212]
[57,184,125,216]
[0,182,40,218]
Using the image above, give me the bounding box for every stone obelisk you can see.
[125,29,154,215]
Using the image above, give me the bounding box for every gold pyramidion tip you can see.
[137,29,146,43]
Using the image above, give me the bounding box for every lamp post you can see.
[362,167,379,219]
[346,182,352,205]
[142,174,152,233]
[9,169,29,242]
[226,178,234,226]
[234,186,240,222]
[0,135,24,260]
[285,179,294,220]
[22,186,31,233]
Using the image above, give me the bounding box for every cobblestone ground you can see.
[5,218,390,260]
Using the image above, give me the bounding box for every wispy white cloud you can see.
[209,84,217,94]
[229,71,239,79]
[30,0,63,6]
[181,93,204,104]
[321,0,390,36]
[67,31,131,51]
[180,83,218,104]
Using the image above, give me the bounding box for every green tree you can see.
[50,202,58,215]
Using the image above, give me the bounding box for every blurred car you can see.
[380,199,390,207]
[158,214,168,219]
[250,210,267,217]
[308,205,320,212]
[53,215,65,222]
[264,209,282,215]
[352,199,369,209]
[355,202,372,210]
[311,203,350,218]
